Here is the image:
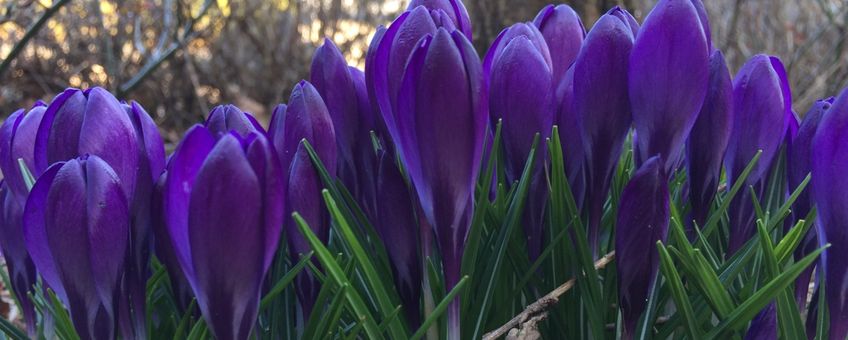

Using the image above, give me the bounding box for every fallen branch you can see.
[482,251,616,340]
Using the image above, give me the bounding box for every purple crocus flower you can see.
[269,81,337,176]
[203,104,264,138]
[484,22,554,259]
[811,86,848,339]
[686,50,733,227]
[311,39,363,190]
[532,4,585,87]
[725,55,792,253]
[406,0,472,39]
[616,156,669,339]
[394,28,486,337]
[573,8,636,253]
[33,88,165,337]
[788,97,833,308]
[630,0,710,173]
[0,102,47,335]
[0,184,37,335]
[24,155,129,340]
[375,152,421,325]
[268,80,337,318]
[162,125,283,340]
[365,5,457,150]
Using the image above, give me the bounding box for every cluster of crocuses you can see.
[2,0,848,339]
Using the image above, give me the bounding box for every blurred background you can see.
[1,0,847,145]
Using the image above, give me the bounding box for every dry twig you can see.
[482,251,616,340]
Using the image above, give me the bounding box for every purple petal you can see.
[396,28,485,289]
[1,105,46,206]
[555,65,584,208]
[78,87,140,200]
[488,34,554,182]
[34,88,86,174]
[686,50,733,226]
[573,12,634,251]
[22,162,65,302]
[532,4,585,85]
[0,184,37,334]
[285,142,327,317]
[204,104,264,139]
[188,135,264,340]
[375,152,421,325]
[274,80,337,175]
[616,156,669,337]
[725,55,789,252]
[630,0,710,173]
[812,86,848,339]
[407,0,472,39]
[244,134,284,273]
[163,125,216,289]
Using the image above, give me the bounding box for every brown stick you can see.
[482,251,616,340]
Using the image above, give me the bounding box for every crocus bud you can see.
[163,126,283,340]
[0,102,46,335]
[725,55,791,253]
[33,87,165,337]
[532,4,585,86]
[24,155,129,340]
[686,50,733,227]
[204,104,264,138]
[395,28,486,337]
[0,184,37,335]
[375,152,421,326]
[615,156,669,339]
[630,0,710,173]
[406,0,472,39]
[366,5,458,150]
[269,80,338,318]
[0,102,47,205]
[484,23,554,259]
[788,97,833,307]
[574,8,635,253]
[311,39,361,188]
[286,142,329,318]
[811,86,848,339]
[269,81,337,175]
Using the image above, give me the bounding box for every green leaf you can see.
[468,134,538,340]
[702,150,762,238]
[17,158,35,191]
[462,122,501,311]
[657,242,701,339]
[322,190,408,337]
[412,276,469,340]
[704,244,828,337]
[171,299,197,340]
[293,213,383,339]
[0,314,27,340]
[756,221,805,339]
[260,251,313,310]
